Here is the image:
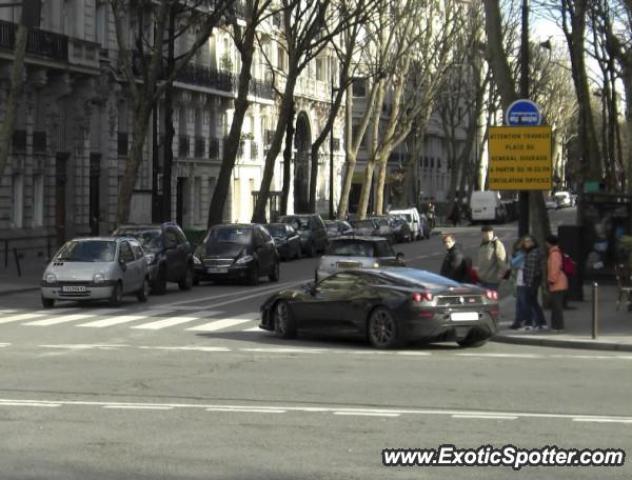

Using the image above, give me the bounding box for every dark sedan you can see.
[260,268,498,349]
[350,219,378,237]
[265,223,301,261]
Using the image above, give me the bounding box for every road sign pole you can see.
[518,0,530,237]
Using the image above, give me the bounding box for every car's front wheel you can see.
[274,300,296,339]
[41,296,55,309]
[367,307,402,349]
[179,265,193,291]
[109,282,123,307]
[248,265,259,286]
[137,277,150,302]
[152,266,167,294]
[306,242,317,258]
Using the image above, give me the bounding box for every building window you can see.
[11,174,24,228]
[117,132,128,156]
[316,57,326,81]
[430,157,434,168]
[32,174,44,227]
[437,158,441,169]
[194,177,202,224]
[352,78,366,97]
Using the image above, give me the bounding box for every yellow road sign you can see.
[488,126,552,190]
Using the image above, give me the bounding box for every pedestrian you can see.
[440,234,467,282]
[509,238,527,329]
[546,234,568,332]
[448,201,460,227]
[475,225,508,291]
[522,235,547,331]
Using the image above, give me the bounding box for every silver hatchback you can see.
[40,237,150,308]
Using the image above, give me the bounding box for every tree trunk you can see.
[207,35,254,227]
[280,101,295,216]
[162,82,174,221]
[337,85,355,219]
[0,24,28,177]
[356,161,375,219]
[252,74,297,223]
[117,101,153,224]
[374,152,387,215]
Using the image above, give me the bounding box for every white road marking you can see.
[243,326,262,332]
[186,318,252,332]
[38,344,128,350]
[0,342,10,347]
[131,311,220,330]
[78,315,148,328]
[452,414,518,420]
[572,418,632,424]
[137,346,231,352]
[241,347,328,354]
[0,401,60,408]
[455,353,542,359]
[25,313,103,326]
[205,407,286,414]
[333,411,400,418]
[0,312,49,324]
[103,405,173,411]
[0,309,17,314]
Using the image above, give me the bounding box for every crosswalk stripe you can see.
[78,315,148,328]
[243,326,262,332]
[187,318,252,332]
[132,311,221,330]
[0,312,49,324]
[24,309,123,326]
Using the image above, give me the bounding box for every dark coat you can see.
[440,243,467,282]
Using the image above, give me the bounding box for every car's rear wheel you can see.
[41,296,55,309]
[137,277,150,302]
[306,242,316,258]
[274,300,296,339]
[109,282,123,307]
[152,266,167,295]
[269,260,280,282]
[179,265,193,291]
[248,265,259,286]
[367,307,402,349]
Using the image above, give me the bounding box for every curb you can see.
[491,334,632,352]
[0,286,39,297]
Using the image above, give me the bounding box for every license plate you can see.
[450,311,479,321]
[62,286,86,293]
[207,267,228,274]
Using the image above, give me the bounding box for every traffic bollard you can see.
[592,282,599,339]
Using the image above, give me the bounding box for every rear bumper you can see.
[194,262,255,282]
[405,309,498,342]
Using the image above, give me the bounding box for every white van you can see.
[469,191,506,223]
[389,207,425,240]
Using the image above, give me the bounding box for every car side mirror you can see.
[396,252,405,260]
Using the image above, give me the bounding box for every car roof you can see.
[212,223,257,229]
[331,235,387,242]
[67,237,120,242]
[349,267,464,288]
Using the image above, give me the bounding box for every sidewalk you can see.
[0,260,46,296]
[494,283,632,352]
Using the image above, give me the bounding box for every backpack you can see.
[561,251,576,277]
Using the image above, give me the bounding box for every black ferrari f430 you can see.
[260,267,499,349]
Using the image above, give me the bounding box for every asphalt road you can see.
[1,208,630,480]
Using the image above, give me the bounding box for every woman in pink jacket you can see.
[546,235,568,332]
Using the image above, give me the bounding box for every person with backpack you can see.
[475,225,508,291]
[546,234,568,332]
[509,237,527,330]
[440,234,468,282]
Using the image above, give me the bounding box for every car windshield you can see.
[266,225,287,237]
[117,229,162,253]
[281,216,310,231]
[206,227,252,245]
[353,220,374,229]
[327,240,374,257]
[55,240,116,262]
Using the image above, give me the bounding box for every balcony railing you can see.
[0,20,68,62]
[33,131,47,153]
[209,138,220,159]
[194,137,205,158]
[176,63,233,92]
[178,135,190,157]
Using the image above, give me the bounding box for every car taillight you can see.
[412,292,433,302]
[485,290,499,301]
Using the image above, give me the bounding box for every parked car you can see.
[278,214,328,257]
[545,196,558,209]
[350,219,378,237]
[389,207,427,239]
[316,236,405,281]
[469,191,507,223]
[41,237,150,308]
[194,224,280,285]
[369,216,396,244]
[389,215,414,243]
[112,223,194,293]
[260,267,499,349]
[554,191,573,208]
[324,220,354,240]
[265,223,302,261]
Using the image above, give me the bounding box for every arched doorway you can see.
[293,112,311,213]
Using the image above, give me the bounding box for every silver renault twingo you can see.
[40,237,150,308]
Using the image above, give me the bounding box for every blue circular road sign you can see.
[505,99,542,126]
